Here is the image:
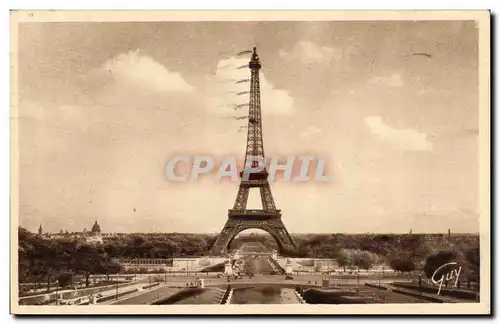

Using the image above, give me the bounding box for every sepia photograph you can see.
[9,10,490,315]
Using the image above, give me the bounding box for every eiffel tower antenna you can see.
[211,46,296,256]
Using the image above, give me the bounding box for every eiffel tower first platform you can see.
[211,47,297,256]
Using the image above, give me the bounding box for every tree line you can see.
[19,227,123,291]
[19,227,480,291]
[19,227,217,291]
[236,232,480,285]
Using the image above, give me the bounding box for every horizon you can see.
[27,225,479,236]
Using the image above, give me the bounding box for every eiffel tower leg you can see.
[260,183,276,210]
[266,218,296,254]
[211,218,296,255]
[211,219,236,256]
[233,186,249,210]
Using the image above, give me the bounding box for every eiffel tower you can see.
[211,47,296,255]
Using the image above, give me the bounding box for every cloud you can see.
[364,116,433,151]
[415,88,434,95]
[206,56,295,116]
[102,50,194,92]
[279,41,342,64]
[369,73,404,88]
[300,126,323,139]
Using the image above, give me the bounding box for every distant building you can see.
[118,258,174,272]
[85,221,103,244]
[43,220,104,244]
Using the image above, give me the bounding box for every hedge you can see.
[142,282,160,290]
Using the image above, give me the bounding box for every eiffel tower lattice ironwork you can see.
[211,47,296,255]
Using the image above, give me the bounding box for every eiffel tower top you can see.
[249,47,261,70]
[240,46,267,179]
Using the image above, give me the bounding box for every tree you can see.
[423,251,456,279]
[465,247,480,286]
[336,250,350,272]
[57,240,78,271]
[352,250,376,271]
[57,272,74,288]
[103,243,123,259]
[73,244,107,287]
[297,244,313,258]
[318,244,338,259]
[100,260,124,281]
[129,236,145,258]
[388,255,416,273]
[32,240,63,291]
[18,228,37,283]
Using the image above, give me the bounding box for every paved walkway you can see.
[110,285,183,305]
[280,288,302,304]
[86,282,149,305]
[378,284,469,303]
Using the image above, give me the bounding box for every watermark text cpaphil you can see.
[165,155,331,183]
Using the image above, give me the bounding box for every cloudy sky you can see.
[16,20,479,234]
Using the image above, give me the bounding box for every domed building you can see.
[91,221,101,235]
[85,220,103,244]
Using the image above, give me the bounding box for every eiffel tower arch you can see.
[212,215,296,255]
[211,47,296,256]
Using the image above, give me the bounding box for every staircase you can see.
[219,286,233,304]
[267,257,286,275]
